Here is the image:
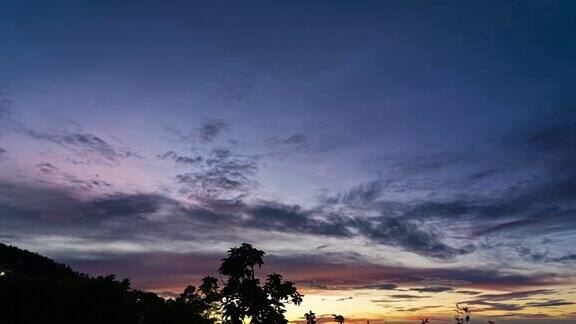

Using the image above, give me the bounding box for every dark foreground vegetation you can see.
[0,242,301,324]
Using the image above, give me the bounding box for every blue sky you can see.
[1,1,576,322]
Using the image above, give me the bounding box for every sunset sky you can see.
[1,1,576,323]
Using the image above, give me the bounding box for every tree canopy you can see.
[217,243,303,324]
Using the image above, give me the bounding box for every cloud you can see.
[0,104,139,164]
[461,290,565,312]
[175,149,259,203]
[244,202,352,237]
[3,102,576,268]
[196,119,229,143]
[157,151,203,165]
[525,299,575,307]
[357,283,399,290]
[56,132,140,163]
[266,133,308,150]
[2,178,573,296]
[466,300,525,312]
[264,132,355,158]
[229,200,471,260]
[455,290,482,295]
[549,254,576,263]
[90,193,174,218]
[273,133,307,146]
[0,181,173,229]
[265,133,308,157]
[0,174,478,260]
[35,162,58,174]
[516,247,576,265]
[314,188,475,260]
[521,107,576,155]
[334,296,353,301]
[388,294,432,299]
[164,119,230,144]
[410,286,453,293]
[61,250,576,295]
[394,305,442,312]
[262,254,574,294]
[1,182,568,309]
[354,216,475,260]
[319,181,383,207]
[474,290,554,301]
[34,162,112,191]
[466,297,576,313]
[333,106,576,266]
[492,312,555,319]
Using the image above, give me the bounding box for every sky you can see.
[1,0,576,322]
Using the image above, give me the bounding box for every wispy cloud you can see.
[157,151,203,165]
[34,162,112,191]
[410,287,453,293]
[0,103,140,164]
[175,148,259,205]
[164,119,229,144]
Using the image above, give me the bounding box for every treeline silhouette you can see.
[0,243,216,323]
[0,243,300,324]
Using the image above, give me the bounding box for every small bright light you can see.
[0,271,5,276]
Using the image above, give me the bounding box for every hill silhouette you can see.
[0,243,77,277]
[0,243,216,324]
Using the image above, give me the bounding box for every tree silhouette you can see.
[454,304,471,324]
[215,243,303,324]
[304,310,317,324]
[333,314,345,324]
[164,278,220,323]
[421,318,430,324]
